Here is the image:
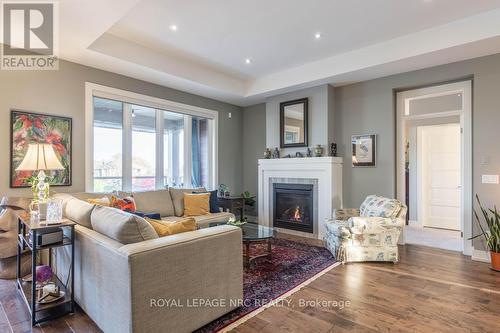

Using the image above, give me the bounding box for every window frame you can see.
[85,82,218,192]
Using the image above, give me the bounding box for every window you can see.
[131,105,156,191]
[93,97,123,192]
[86,84,217,193]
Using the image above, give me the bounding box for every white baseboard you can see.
[472,248,491,263]
[408,220,422,227]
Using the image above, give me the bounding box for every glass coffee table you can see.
[241,223,277,267]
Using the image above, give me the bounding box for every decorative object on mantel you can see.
[352,134,376,167]
[330,143,337,157]
[264,148,272,159]
[280,98,308,148]
[314,144,324,157]
[471,195,500,271]
[307,147,312,157]
[11,110,72,188]
[283,154,291,158]
[272,147,280,159]
[295,152,303,158]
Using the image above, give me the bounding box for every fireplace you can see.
[272,183,314,233]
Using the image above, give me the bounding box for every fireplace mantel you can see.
[258,157,343,239]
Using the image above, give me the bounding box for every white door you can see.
[418,124,461,230]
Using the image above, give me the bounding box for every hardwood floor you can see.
[0,244,498,333]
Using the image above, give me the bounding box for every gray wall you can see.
[242,103,266,200]
[334,53,500,250]
[265,84,334,156]
[0,59,243,197]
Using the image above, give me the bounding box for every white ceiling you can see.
[13,0,500,106]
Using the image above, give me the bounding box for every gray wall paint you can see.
[242,103,266,200]
[266,84,334,156]
[0,59,243,197]
[335,52,500,251]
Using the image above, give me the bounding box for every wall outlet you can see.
[482,174,499,184]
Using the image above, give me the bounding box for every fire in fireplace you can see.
[273,183,314,233]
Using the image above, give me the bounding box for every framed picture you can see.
[10,110,72,188]
[352,134,376,167]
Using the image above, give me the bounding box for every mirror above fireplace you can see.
[280,98,308,148]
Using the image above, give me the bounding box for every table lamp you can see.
[15,143,64,203]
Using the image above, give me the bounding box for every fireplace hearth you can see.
[273,183,314,233]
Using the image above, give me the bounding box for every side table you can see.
[217,196,246,220]
[17,212,75,326]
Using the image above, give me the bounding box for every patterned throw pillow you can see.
[359,195,401,218]
[111,195,136,213]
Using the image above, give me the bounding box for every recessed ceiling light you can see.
[245,58,251,64]
[314,32,321,39]
[169,24,178,32]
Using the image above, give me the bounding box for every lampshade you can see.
[15,143,64,171]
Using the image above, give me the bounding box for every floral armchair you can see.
[324,195,407,263]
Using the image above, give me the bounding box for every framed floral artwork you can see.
[10,110,72,188]
[352,134,376,167]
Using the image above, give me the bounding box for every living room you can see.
[1,1,500,332]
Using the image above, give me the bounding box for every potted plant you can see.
[471,195,500,271]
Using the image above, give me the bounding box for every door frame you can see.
[396,81,472,255]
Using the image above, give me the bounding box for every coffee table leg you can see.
[267,239,272,260]
[244,241,250,267]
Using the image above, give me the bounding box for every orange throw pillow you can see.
[111,195,136,212]
[145,217,197,237]
[183,193,210,216]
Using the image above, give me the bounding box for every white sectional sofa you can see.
[52,189,243,333]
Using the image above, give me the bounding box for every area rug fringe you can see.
[219,261,341,332]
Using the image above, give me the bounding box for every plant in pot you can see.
[471,195,500,271]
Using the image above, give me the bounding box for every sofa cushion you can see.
[91,206,158,244]
[183,193,210,217]
[53,193,95,229]
[193,212,235,228]
[169,188,206,217]
[359,195,402,218]
[145,217,197,237]
[132,190,174,217]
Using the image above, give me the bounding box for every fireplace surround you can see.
[258,157,343,239]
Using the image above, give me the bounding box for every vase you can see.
[314,144,323,157]
[491,251,500,271]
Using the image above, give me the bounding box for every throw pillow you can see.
[194,190,219,213]
[132,211,161,220]
[145,217,197,237]
[111,195,136,212]
[183,193,210,216]
[86,197,111,207]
